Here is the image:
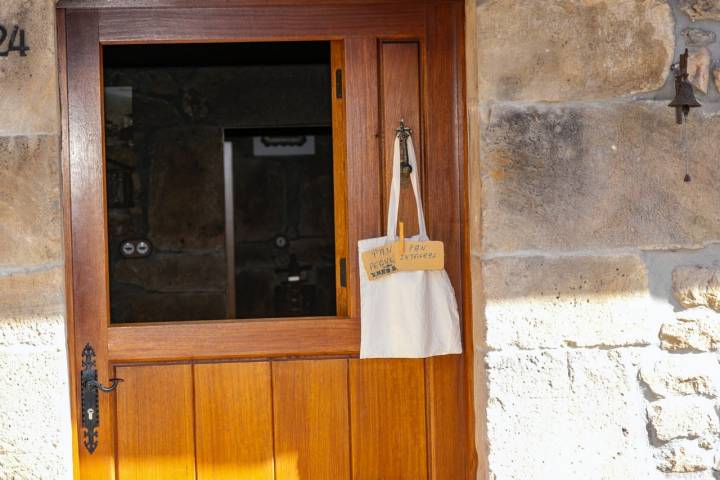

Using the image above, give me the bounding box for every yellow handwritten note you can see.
[361,244,398,281]
[392,240,444,271]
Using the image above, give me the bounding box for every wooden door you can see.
[57,1,473,479]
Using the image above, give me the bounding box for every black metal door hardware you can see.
[669,48,701,125]
[396,119,413,182]
[80,343,123,454]
[335,68,343,99]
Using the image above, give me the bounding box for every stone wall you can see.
[9,0,720,478]
[0,0,72,479]
[470,0,720,478]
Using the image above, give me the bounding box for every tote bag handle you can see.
[385,133,429,242]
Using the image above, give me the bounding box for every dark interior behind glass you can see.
[103,42,336,323]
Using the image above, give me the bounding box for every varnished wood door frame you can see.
[57,1,475,478]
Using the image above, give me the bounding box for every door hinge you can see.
[335,68,343,99]
[340,257,347,287]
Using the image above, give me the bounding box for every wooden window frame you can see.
[62,15,371,363]
[57,0,470,366]
[57,1,466,363]
[99,39,352,362]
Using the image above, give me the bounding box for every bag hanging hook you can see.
[396,119,413,181]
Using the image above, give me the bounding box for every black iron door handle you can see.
[86,378,124,393]
[80,343,124,454]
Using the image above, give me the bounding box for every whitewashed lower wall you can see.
[480,247,720,478]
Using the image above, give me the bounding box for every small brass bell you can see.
[669,49,701,125]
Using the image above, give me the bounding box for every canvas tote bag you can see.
[358,133,462,358]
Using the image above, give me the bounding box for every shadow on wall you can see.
[481,244,720,351]
[642,243,720,311]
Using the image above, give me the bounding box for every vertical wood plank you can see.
[380,41,422,236]
[272,359,350,480]
[331,40,349,317]
[194,362,274,480]
[65,10,115,480]
[349,359,428,480]
[115,364,196,480]
[423,4,462,288]
[424,3,472,479]
[344,37,381,318]
[426,354,467,480]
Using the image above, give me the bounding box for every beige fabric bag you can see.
[357,133,462,358]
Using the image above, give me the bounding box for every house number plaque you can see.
[0,25,29,57]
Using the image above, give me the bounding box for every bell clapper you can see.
[683,116,691,183]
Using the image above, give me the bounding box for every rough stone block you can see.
[0,0,59,135]
[0,135,62,267]
[487,350,569,403]
[682,28,717,47]
[484,254,656,349]
[487,394,575,479]
[656,442,712,472]
[680,0,720,21]
[487,349,657,479]
[480,102,720,253]
[565,350,653,478]
[661,310,720,352]
[0,315,65,347]
[647,397,719,441]
[0,267,64,320]
[476,0,673,101]
[487,394,574,479]
[0,451,72,480]
[673,266,720,311]
[688,48,710,94]
[697,436,715,449]
[640,353,720,398]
